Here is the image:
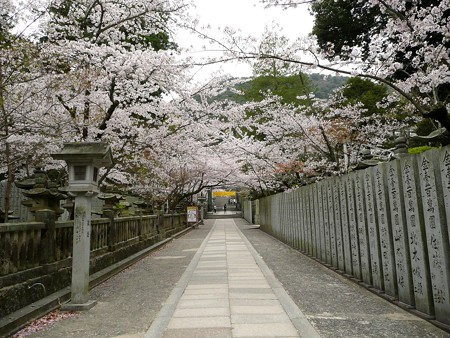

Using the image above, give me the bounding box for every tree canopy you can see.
[2,0,449,217]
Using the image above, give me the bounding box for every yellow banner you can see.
[213,191,236,197]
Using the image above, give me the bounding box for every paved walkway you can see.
[146,219,317,338]
[20,218,449,338]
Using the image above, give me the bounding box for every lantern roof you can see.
[52,142,113,167]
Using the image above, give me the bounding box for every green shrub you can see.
[408,145,439,154]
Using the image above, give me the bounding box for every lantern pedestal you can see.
[61,192,97,311]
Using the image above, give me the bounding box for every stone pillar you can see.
[364,167,384,291]
[317,182,326,262]
[346,174,361,280]
[326,180,338,267]
[254,200,260,225]
[300,187,307,253]
[401,156,434,317]
[374,164,398,299]
[104,210,115,250]
[418,150,450,326]
[157,210,164,234]
[386,160,415,307]
[339,178,353,276]
[320,181,331,265]
[312,184,321,260]
[36,209,56,265]
[355,170,372,286]
[332,179,345,271]
[62,193,96,310]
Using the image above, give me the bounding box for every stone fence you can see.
[244,145,450,331]
[0,211,188,320]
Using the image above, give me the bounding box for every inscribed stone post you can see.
[312,184,321,259]
[267,196,273,235]
[287,192,293,247]
[386,160,415,307]
[327,180,338,267]
[260,198,267,231]
[300,187,307,252]
[297,189,303,250]
[302,185,309,254]
[296,189,303,251]
[355,170,372,285]
[346,173,361,280]
[439,147,450,247]
[317,182,326,262]
[273,194,280,237]
[321,181,331,265]
[292,190,300,250]
[255,199,260,225]
[283,192,289,245]
[400,156,433,316]
[364,167,384,291]
[285,193,291,244]
[418,150,450,325]
[304,185,312,255]
[374,164,398,298]
[290,192,295,248]
[69,193,94,307]
[280,193,285,242]
[308,184,316,257]
[332,178,345,271]
[339,178,353,275]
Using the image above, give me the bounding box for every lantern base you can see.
[61,300,97,312]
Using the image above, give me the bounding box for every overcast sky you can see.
[178,0,314,81]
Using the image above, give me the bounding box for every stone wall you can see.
[0,212,188,318]
[256,145,450,330]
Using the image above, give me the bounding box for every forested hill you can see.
[308,73,348,99]
[214,73,348,102]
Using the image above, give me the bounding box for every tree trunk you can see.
[0,65,14,222]
[82,89,90,140]
[427,106,450,133]
[4,144,15,223]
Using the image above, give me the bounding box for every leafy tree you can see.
[241,73,312,105]
[229,0,450,134]
[308,73,348,99]
[310,0,450,131]
[311,0,385,61]
[341,77,390,117]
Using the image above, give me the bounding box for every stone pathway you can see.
[145,219,319,338]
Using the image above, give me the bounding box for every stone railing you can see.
[0,212,188,319]
[252,145,450,331]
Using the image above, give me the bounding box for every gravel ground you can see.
[15,218,450,338]
[235,218,450,338]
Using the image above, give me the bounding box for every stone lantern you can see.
[197,196,207,224]
[52,143,113,194]
[52,142,113,311]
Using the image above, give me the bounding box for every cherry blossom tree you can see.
[0,0,53,221]
[13,1,198,189]
[1,0,231,214]
[4,0,442,205]
[219,0,450,133]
